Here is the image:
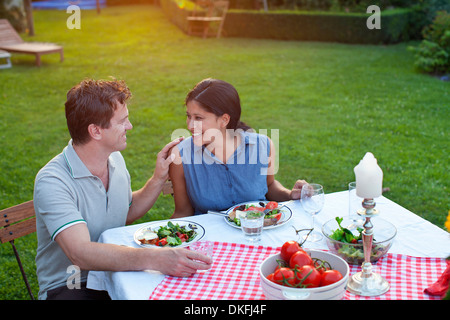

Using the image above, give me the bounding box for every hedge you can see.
[160,0,413,44]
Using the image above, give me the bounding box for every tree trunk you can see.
[0,0,27,33]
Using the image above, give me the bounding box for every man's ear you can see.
[87,123,102,141]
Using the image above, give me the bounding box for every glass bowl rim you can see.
[321,216,397,247]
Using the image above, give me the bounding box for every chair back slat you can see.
[0,217,36,243]
[0,200,35,228]
[0,19,24,45]
[209,0,229,18]
[0,201,36,243]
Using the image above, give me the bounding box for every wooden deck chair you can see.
[187,0,229,39]
[0,200,36,299]
[0,19,63,67]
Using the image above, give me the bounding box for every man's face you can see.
[101,101,133,152]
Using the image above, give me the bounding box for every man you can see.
[34,79,211,300]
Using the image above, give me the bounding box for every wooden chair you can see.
[0,19,63,67]
[187,0,229,39]
[0,200,36,299]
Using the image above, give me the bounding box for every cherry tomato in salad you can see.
[272,212,283,222]
[157,238,168,246]
[177,232,187,242]
[320,270,343,287]
[245,206,265,212]
[289,250,313,269]
[280,240,304,262]
[265,201,278,210]
[273,268,296,286]
[295,265,321,288]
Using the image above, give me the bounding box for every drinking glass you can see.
[189,241,214,273]
[348,181,364,229]
[301,183,325,242]
[240,210,265,243]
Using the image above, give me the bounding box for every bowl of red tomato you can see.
[259,241,349,300]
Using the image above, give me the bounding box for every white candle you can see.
[354,152,383,199]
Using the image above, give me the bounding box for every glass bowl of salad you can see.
[322,216,397,265]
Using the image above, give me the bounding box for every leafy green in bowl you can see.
[322,217,397,265]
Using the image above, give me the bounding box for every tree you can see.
[0,0,27,33]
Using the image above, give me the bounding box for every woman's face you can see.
[186,100,228,146]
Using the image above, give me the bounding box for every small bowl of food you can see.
[322,216,397,265]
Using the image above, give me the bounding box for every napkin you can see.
[424,259,450,298]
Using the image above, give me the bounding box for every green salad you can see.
[155,221,197,247]
[329,217,387,264]
[329,217,363,244]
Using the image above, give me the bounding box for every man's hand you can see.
[153,137,184,183]
[154,247,212,277]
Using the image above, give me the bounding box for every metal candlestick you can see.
[346,198,390,296]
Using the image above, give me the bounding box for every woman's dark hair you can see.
[185,78,251,131]
[65,79,132,145]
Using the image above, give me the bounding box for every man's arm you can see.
[126,138,183,224]
[55,223,211,277]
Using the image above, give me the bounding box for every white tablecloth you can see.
[87,191,450,300]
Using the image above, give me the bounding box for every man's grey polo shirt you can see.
[34,140,132,299]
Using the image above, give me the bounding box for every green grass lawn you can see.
[0,4,448,299]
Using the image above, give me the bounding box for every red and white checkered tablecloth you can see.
[148,242,446,300]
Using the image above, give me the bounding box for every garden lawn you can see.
[0,5,448,300]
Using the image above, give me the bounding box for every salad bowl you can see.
[322,216,397,265]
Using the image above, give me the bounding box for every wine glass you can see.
[301,183,325,242]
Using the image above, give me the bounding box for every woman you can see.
[169,78,307,218]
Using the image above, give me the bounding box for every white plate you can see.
[134,220,205,248]
[224,201,293,230]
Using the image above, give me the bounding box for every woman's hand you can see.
[289,179,308,200]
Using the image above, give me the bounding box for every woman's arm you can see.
[265,137,307,201]
[169,145,194,218]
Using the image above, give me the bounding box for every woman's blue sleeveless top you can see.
[178,130,270,215]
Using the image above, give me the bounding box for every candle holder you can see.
[346,198,390,296]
